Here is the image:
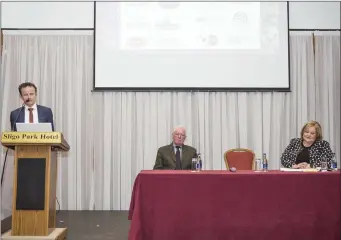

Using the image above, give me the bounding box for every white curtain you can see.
[0,31,94,218]
[314,32,341,155]
[1,31,340,213]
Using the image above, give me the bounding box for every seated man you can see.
[153,126,197,170]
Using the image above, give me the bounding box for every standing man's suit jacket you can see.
[10,105,54,131]
[153,143,197,170]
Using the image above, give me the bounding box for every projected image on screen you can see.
[95,2,289,89]
[119,2,261,50]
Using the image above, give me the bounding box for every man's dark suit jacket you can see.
[10,105,54,131]
[153,143,197,170]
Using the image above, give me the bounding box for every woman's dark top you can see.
[295,142,311,164]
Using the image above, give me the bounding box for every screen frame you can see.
[92,1,291,92]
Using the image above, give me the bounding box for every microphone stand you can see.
[1,101,27,186]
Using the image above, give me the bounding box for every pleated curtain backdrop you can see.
[0,31,340,214]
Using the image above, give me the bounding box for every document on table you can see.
[280,168,319,172]
[280,168,303,172]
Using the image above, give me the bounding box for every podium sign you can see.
[1,132,69,150]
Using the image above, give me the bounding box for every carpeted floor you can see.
[56,211,130,240]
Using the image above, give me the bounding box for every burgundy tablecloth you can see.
[128,170,340,240]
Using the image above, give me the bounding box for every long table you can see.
[128,170,340,240]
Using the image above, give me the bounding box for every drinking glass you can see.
[321,158,328,171]
[191,158,197,172]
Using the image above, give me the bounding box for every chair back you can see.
[224,148,255,170]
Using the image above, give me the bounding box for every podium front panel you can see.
[16,158,46,210]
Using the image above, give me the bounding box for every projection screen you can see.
[94,1,290,90]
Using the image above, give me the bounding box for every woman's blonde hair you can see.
[300,120,323,141]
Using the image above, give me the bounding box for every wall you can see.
[1,2,94,29]
[289,2,340,29]
[1,1,340,29]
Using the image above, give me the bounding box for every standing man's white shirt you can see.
[24,103,39,123]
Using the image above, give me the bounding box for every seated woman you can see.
[281,120,333,169]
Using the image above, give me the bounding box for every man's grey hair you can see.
[172,126,186,135]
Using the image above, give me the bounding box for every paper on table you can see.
[302,168,319,172]
[280,168,319,172]
[280,168,303,172]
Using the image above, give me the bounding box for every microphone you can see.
[229,167,237,172]
[11,99,29,131]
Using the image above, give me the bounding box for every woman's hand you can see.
[292,162,310,169]
[298,162,308,168]
[304,164,311,169]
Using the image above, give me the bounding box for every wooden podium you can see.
[1,132,70,240]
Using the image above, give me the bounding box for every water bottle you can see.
[196,153,202,172]
[331,153,337,170]
[198,153,202,171]
[262,153,268,172]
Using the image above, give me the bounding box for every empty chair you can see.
[224,148,255,170]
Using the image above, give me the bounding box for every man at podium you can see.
[10,82,54,131]
[1,82,69,239]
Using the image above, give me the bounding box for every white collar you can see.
[25,103,37,110]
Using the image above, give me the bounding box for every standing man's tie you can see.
[175,146,181,170]
[28,108,34,123]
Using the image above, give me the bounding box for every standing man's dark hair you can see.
[18,82,37,96]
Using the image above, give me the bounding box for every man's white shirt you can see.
[24,103,39,123]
